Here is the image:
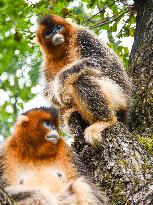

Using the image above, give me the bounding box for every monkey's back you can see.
[76,29,131,95]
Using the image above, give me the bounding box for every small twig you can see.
[83,1,116,23]
[90,9,129,29]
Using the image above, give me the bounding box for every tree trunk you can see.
[70,1,153,204]
[69,112,153,204]
[129,0,153,136]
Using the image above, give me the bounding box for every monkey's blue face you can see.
[44,24,64,46]
[44,25,63,39]
[43,120,59,144]
[37,15,65,46]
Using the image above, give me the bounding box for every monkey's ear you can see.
[16,115,29,126]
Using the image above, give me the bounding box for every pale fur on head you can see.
[16,115,29,126]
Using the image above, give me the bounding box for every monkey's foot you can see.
[84,119,117,145]
[84,124,103,145]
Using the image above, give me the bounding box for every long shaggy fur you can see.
[36,15,131,145]
[0,107,107,204]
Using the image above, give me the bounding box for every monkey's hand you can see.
[6,185,58,205]
[68,176,107,205]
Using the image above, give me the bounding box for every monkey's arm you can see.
[0,144,7,188]
[71,176,107,205]
[0,186,15,205]
[58,176,107,205]
[6,185,58,205]
[57,58,102,86]
[50,58,102,107]
[51,56,128,108]
[0,144,15,204]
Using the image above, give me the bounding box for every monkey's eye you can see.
[44,30,52,38]
[53,25,63,33]
[43,121,56,130]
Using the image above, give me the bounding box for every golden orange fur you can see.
[1,107,107,204]
[3,107,77,193]
[36,15,79,80]
[8,110,59,159]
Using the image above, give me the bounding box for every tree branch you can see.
[83,1,116,24]
[68,112,153,204]
[90,9,129,29]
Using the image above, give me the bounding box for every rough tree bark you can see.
[129,0,153,137]
[69,0,153,204]
[70,113,153,204]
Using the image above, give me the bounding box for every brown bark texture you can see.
[70,0,153,204]
[129,0,153,136]
[69,112,153,205]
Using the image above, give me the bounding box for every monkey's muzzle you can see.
[52,34,65,46]
[46,130,59,144]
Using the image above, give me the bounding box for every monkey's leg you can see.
[84,120,117,145]
[71,75,117,145]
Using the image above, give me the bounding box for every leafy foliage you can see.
[0,0,136,138]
